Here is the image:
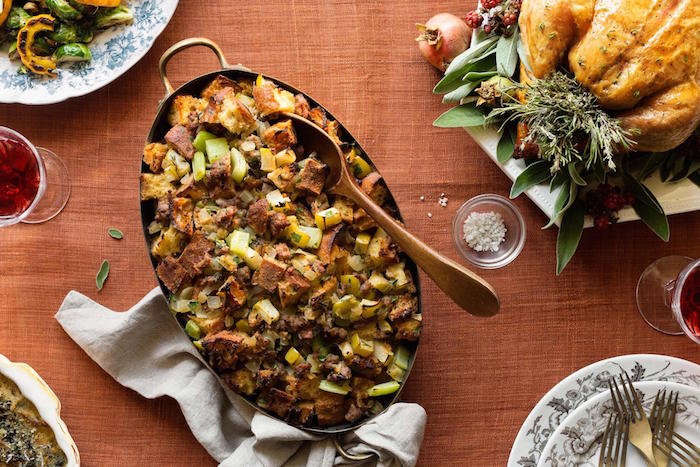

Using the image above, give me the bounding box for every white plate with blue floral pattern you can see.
[538,380,700,466]
[0,0,178,105]
[508,354,700,466]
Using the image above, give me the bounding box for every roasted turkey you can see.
[519,0,700,152]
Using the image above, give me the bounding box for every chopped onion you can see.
[207,295,223,310]
[244,359,261,373]
[179,286,194,300]
[241,140,256,152]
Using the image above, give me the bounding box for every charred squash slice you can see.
[17,14,58,77]
[0,0,12,27]
[73,0,121,6]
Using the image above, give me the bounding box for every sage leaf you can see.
[623,174,669,241]
[567,164,587,186]
[443,36,498,76]
[556,201,584,275]
[543,180,574,229]
[442,82,478,103]
[549,171,568,191]
[464,71,497,82]
[497,126,516,163]
[639,152,669,180]
[108,228,123,240]
[96,259,110,291]
[517,33,532,74]
[433,103,485,128]
[434,54,497,93]
[510,160,552,198]
[496,27,519,77]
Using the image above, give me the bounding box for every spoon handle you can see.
[336,183,500,317]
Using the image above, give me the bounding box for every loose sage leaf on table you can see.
[433,103,485,128]
[556,201,584,275]
[510,160,552,198]
[622,174,669,241]
[496,126,516,163]
[96,259,110,291]
[496,26,519,78]
[108,228,123,240]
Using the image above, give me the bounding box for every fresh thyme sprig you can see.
[487,71,636,172]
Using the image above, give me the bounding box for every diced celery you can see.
[231,148,248,183]
[387,362,405,382]
[236,319,252,334]
[377,319,393,333]
[185,320,201,339]
[193,130,217,152]
[386,262,407,286]
[287,224,311,248]
[373,341,393,364]
[354,233,371,255]
[348,255,366,272]
[205,137,229,162]
[367,381,400,397]
[361,299,381,318]
[298,226,322,249]
[319,379,350,395]
[243,247,263,270]
[260,147,276,172]
[192,340,204,351]
[368,272,392,293]
[350,332,374,357]
[227,230,250,257]
[192,151,206,181]
[338,341,354,359]
[341,275,361,297]
[285,347,302,365]
[315,207,342,230]
[393,345,410,370]
[333,295,360,320]
[253,299,280,324]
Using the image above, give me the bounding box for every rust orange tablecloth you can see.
[1,1,699,465]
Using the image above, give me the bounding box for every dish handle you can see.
[333,435,376,463]
[158,37,251,99]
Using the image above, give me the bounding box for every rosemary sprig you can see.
[487,71,636,172]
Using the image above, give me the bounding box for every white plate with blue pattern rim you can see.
[537,380,700,466]
[0,0,178,105]
[508,354,700,466]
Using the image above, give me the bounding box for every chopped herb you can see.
[600,46,607,54]
[538,22,545,32]
[634,89,640,98]
[630,28,639,35]
[96,259,110,291]
[108,228,123,240]
[548,31,557,40]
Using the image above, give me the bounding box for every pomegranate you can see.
[416,13,471,71]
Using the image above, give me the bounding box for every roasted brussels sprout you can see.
[49,22,78,44]
[52,43,91,63]
[32,36,53,56]
[6,6,30,30]
[67,0,98,16]
[95,5,133,29]
[45,0,82,21]
[75,23,94,43]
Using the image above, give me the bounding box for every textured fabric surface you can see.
[55,289,426,467]
[0,1,699,465]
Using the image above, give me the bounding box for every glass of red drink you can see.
[636,256,700,343]
[0,127,70,226]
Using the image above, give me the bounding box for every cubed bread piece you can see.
[156,256,188,292]
[278,268,311,307]
[168,95,207,128]
[296,158,328,196]
[171,197,194,236]
[218,94,257,135]
[263,120,297,152]
[165,124,195,161]
[252,257,287,292]
[151,226,186,258]
[143,142,168,173]
[140,173,175,201]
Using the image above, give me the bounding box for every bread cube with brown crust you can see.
[151,226,186,258]
[326,120,342,146]
[278,268,312,308]
[140,173,175,201]
[189,315,225,336]
[360,172,388,206]
[156,256,189,292]
[314,391,346,426]
[294,94,310,118]
[222,368,256,396]
[267,164,299,193]
[168,95,207,128]
[143,142,168,173]
[308,107,328,129]
[296,158,328,196]
[252,257,288,292]
[263,120,297,152]
[253,78,295,116]
[394,318,421,341]
[171,197,194,236]
[178,234,212,277]
[265,388,296,419]
[353,208,377,231]
[165,124,195,161]
[219,275,247,312]
[388,295,417,322]
[218,94,257,135]
[202,331,245,371]
[201,75,243,101]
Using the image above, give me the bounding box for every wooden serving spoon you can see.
[281,112,500,317]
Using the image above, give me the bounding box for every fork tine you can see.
[609,380,622,415]
[613,416,626,466]
[600,414,613,467]
[651,389,663,434]
[619,374,638,420]
[666,391,700,462]
[624,372,645,419]
[657,433,695,465]
[611,376,630,418]
[620,416,628,466]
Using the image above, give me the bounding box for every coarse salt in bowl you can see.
[451,194,526,269]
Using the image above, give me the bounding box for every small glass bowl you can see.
[451,194,526,269]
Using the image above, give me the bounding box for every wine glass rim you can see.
[672,258,700,344]
[0,126,46,224]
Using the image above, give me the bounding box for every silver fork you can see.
[609,372,658,466]
[651,390,700,467]
[599,413,629,467]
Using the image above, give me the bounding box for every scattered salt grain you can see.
[438,193,448,208]
[427,212,433,218]
[420,195,425,201]
[462,211,506,252]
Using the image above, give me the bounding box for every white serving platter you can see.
[466,121,700,228]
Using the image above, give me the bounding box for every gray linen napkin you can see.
[55,288,426,467]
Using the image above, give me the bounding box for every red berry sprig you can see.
[465,0,522,37]
[585,183,635,231]
[465,10,483,29]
